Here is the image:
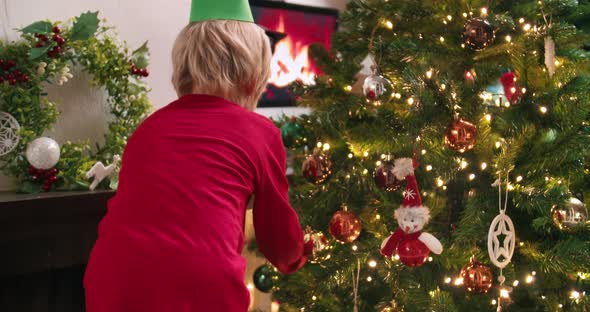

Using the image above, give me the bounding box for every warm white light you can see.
[510,87,517,94]
[363,169,369,175]
[352,245,358,251]
[348,153,354,159]
[385,20,394,29]
[516,176,523,182]
[444,277,452,284]
[317,142,323,148]
[522,88,527,94]
[443,186,447,190]
[500,288,510,298]
[523,23,532,31]
[323,143,331,151]
[428,257,433,262]
[439,36,445,43]
[394,93,402,99]
[481,7,488,15]
[491,299,497,305]
[344,85,352,92]
[394,254,400,260]
[454,277,464,286]
[519,18,525,23]
[421,149,427,155]
[485,114,492,122]
[532,271,537,276]
[571,291,581,299]
[363,151,369,157]
[312,295,317,301]
[461,43,466,48]
[440,83,447,90]
[437,178,444,187]
[376,161,382,166]
[426,165,433,171]
[375,214,381,220]
[513,280,520,287]
[463,12,468,17]
[481,162,488,170]
[540,106,548,114]
[558,304,563,308]
[508,184,514,191]
[495,141,502,149]
[545,176,550,181]
[447,15,453,21]
[407,97,415,105]
[426,70,433,79]
[469,174,476,181]
[367,276,373,282]
[519,242,525,247]
[460,160,468,169]
[247,283,255,290]
[369,260,377,268]
[526,275,534,284]
[555,60,560,66]
[505,35,512,42]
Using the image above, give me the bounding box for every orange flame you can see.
[268,15,315,87]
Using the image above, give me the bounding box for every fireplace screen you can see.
[251,1,338,107]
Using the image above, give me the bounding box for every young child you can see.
[84,1,311,311]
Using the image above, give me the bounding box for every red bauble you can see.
[329,207,362,243]
[374,160,403,192]
[445,118,477,153]
[460,257,493,293]
[397,239,430,267]
[302,152,332,184]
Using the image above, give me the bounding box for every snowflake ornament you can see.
[0,112,21,156]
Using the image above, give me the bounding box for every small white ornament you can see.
[487,212,516,268]
[544,36,556,77]
[25,137,60,169]
[86,155,121,191]
[0,111,21,156]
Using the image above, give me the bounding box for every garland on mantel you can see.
[0,12,151,193]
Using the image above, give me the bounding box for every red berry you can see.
[13,70,21,77]
[55,37,65,46]
[5,73,14,80]
[52,46,61,53]
[142,69,149,77]
[48,176,58,183]
[49,168,59,176]
[7,60,16,68]
[28,167,37,175]
[8,79,16,85]
[35,41,44,48]
[34,33,41,38]
[32,175,40,182]
[39,34,49,42]
[21,75,30,82]
[52,26,61,34]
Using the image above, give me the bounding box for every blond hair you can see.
[172,20,271,111]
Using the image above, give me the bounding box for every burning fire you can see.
[268,15,316,87]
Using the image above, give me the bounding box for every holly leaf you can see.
[18,181,42,194]
[132,41,150,68]
[29,43,55,60]
[21,21,53,34]
[70,11,100,41]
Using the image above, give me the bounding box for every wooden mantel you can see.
[0,191,114,312]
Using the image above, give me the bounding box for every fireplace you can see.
[251,1,339,107]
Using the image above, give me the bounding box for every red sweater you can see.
[84,94,307,312]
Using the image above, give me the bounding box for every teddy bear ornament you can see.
[380,158,443,267]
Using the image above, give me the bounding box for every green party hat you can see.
[190,0,254,23]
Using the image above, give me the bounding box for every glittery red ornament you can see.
[445,118,477,153]
[302,152,332,184]
[460,257,494,293]
[329,206,362,244]
[374,160,403,192]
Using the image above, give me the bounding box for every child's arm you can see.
[253,128,308,274]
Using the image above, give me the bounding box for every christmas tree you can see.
[270,0,590,311]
